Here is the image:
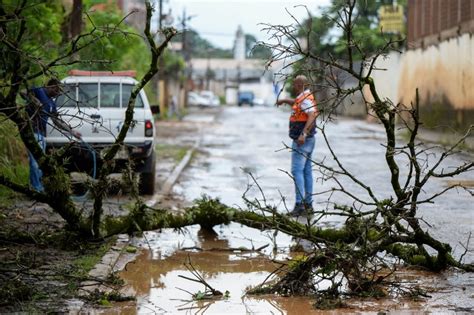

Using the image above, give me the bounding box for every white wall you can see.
[362,33,473,123]
[398,33,474,110]
[365,51,402,104]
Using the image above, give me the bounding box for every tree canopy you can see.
[298,0,407,61]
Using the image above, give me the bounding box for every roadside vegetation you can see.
[0,233,116,312]
[0,117,28,206]
[156,143,189,163]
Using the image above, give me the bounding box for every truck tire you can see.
[139,152,156,195]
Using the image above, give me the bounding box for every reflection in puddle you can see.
[99,223,474,314]
[117,223,305,314]
[105,223,347,314]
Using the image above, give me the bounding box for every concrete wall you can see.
[361,34,473,131]
[398,33,474,130]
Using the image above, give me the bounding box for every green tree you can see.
[0,1,64,82]
[298,0,407,61]
[0,0,177,238]
[75,2,150,76]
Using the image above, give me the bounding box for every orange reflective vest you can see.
[289,91,317,140]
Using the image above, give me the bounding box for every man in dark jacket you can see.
[26,78,81,192]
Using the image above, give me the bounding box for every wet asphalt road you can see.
[109,105,474,314]
[175,105,473,261]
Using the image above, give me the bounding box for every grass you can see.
[0,116,29,206]
[155,143,189,163]
[72,242,113,278]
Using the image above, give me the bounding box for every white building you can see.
[233,25,246,61]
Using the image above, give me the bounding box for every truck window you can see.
[56,83,100,109]
[55,84,76,108]
[55,83,143,108]
[121,84,144,108]
[78,83,98,108]
[100,83,144,108]
[100,83,120,108]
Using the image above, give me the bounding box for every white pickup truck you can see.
[46,70,156,194]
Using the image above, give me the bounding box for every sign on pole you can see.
[379,4,405,34]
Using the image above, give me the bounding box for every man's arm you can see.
[24,90,81,139]
[51,113,82,139]
[296,111,318,145]
[276,98,295,106]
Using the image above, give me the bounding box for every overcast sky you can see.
[162,0,331,49]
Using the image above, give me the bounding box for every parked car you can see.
[238,91,255,106]
[48,70,156,194]
[199,90,220,106]
[188,91,211,107]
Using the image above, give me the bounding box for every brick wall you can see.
[407,0,474,48]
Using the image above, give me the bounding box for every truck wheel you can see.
[139,152,156,195]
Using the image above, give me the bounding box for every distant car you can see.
[238,91,254,106]
[199,90,220,106]
[188,91,210,107]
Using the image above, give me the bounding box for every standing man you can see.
[276,75,319,216]
[26,78,81,192]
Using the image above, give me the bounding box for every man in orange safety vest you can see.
[276,75,319,216]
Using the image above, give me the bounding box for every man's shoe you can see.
[289,203,304,217]
[302,203,314,216]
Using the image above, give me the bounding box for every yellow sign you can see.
[379,4,405,34]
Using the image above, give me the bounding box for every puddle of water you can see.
[111,223,310,314]
[95,223,474,314]
[103,224,354,315]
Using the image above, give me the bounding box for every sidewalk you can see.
[417,127,474,152]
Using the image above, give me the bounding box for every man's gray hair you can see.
[294,75,308,85]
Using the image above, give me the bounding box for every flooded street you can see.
[111,105,473,314]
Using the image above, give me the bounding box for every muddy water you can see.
[104,106,473,314]
[107,224,355,314]
[105,223,473,314]
[105,223,339,314]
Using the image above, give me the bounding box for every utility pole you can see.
[182,9,191,107]
[156,0,165,113]
[159,0,163,30]
[181,9,190,62]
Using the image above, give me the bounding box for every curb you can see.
[78,234,130,296]
[159,140,199,196]
[145,128,202,208]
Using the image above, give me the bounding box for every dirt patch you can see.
[0,203,115,313]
